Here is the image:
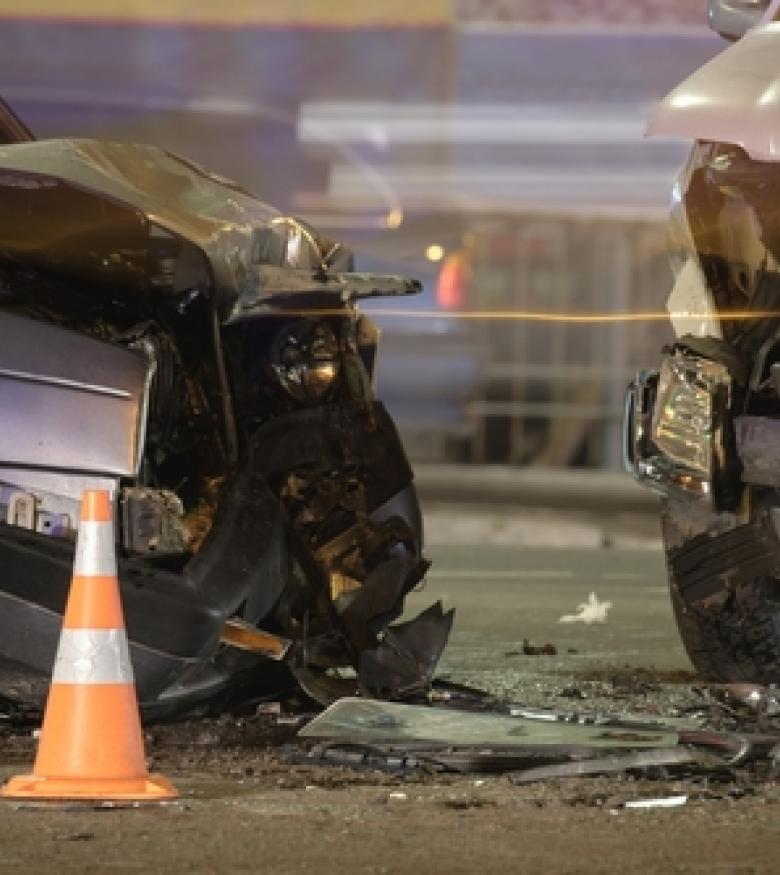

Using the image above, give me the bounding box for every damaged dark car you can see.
[0,98,453,723]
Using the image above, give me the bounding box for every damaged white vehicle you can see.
[625,1,780,683]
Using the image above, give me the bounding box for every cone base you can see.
[1,772,178,802]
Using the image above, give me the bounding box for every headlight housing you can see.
[624,351,736,504]
[270,321,340,404]
[653,355,729,485]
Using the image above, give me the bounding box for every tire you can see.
[662,494,780,684]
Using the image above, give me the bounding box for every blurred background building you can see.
[0,1,723,467]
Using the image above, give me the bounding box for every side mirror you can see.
[708,0,771,41]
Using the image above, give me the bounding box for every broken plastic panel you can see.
[508,704,704,732]
[623,794,689,809]
[299,698,679,749]
[509,748,696,784]
[358,602,454,699]
[709,682,780,716]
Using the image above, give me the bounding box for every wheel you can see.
[662,494,780,684]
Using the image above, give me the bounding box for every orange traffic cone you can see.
[1,490,177,802]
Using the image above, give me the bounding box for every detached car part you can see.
[299,698,680,748]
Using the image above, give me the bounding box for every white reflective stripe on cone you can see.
[52,629,134,685]
[74,521,117,577]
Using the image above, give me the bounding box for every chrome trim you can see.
[0,367,131,398]
[623,369,657,482]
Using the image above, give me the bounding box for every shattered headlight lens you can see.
[271,321,340,403]
[654,359,717,476]
[648,354,732,495]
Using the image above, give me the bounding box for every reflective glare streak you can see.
[256,309,780,323]
[367,309,780,322]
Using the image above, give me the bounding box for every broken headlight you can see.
[624,352,735,503]
[270,321,340,404]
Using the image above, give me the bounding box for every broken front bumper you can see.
[623,353,737,506]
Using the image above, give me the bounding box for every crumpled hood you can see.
[648,22,780,161]
[0,138,420,319]
[0,138,279,299]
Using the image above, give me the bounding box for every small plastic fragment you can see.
[623,795,688,809]
[522,640,557,656]
[558,592,612,624]
[509,748,695,784]
[255,701,282,715]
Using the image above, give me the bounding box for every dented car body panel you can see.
[0,106,449,722]
[648,20,780,162]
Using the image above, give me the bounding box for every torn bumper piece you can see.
[296,697,780,780]
[298,698,681,749]
[358,602,454,700]
[508,748,696,784]
[288,603,454,707]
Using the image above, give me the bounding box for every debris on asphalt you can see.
[505,702,701,731]
[522,640,558,656]
[505,640,557,657]
[358,602,455,700]
[276,716,308,728]
[53,831,96,842]
[707,683,780,718]
[293,692,780,790]
[6,668,779,815]
[256,702,282,716]
[623,794,688,809]
[558,592,612,624]
[299,698,680,749]
[420,748,588,774]
[509,748,696,784]
[677,729,756,765]
[284,742,425,774]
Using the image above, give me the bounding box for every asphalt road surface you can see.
[410,541,689,676]
[2,509,779,874]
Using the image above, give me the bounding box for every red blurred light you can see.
[436,253,470,310]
